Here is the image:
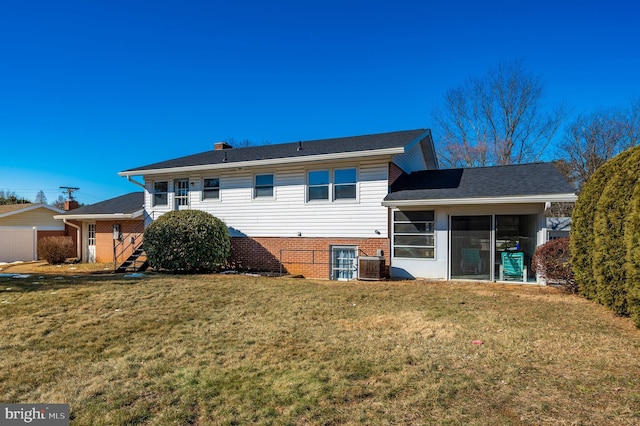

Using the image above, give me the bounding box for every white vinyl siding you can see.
[0,208,64,230]
[392,141,429,173]
[146,159,389,238]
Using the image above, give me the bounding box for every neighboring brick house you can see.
[0,203,67,262]
[118,129,576,282]
[54,192,144,264]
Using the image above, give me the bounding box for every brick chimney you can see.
[214,141,233,150]
[64,200,79,211]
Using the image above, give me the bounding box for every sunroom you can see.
[383,163,577,283]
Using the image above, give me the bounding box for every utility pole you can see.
[60,186,79,200]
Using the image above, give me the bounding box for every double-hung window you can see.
[254,174,274,198]
[393,210,435,259]
[153,181,168,206]
[308,170,329,201]
[203,178,220,200]
[307,168,357,202]
[334,168,357,200]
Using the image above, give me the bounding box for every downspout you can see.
[62,219,81,260]
[126,176,146,190]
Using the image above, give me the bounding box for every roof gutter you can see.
[382,193,578,207]
[118,147,405,177]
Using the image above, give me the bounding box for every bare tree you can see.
[558,99,640,192]
[432,60,565,168]
[0,190,30,205]
[52,195,66,210]
[225,138,258,148]
[34,190,47,204]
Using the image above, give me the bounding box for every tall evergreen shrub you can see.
[571,145,640,326]
[625,172,640,325]
[570,161,611,299]
[592,149,639,315]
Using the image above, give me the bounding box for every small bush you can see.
[532,238,576,292]
[38,236,74,265]
[144,210,230,272]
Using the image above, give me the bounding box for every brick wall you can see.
[389,162,406,186]
[96,220,144,263]
[229,236,390,279]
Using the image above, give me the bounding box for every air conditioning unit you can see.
[358,256,385,280]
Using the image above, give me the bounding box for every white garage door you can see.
[0,227,37,262]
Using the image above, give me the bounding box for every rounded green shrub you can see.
[571,145,640,326]
[144,210,230,272]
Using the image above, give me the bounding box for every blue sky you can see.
[1,0,638,204]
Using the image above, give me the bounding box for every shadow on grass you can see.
[0,272,161,293]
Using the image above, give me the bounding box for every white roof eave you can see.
[118,147,405,177]
[53,209,144,221]
[382,193,578,207]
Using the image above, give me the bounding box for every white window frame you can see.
[254,173,274,199]
[306,167,358,203]
[330,245,358,281]
[202,177,220,201]
[333,168,357,201]
[153,181,168,207]
[174,178,190,208]
[392,210,436,259]
[307,170,330,202]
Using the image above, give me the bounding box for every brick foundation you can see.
[229,236,390,279]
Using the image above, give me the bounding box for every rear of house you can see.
[119,129,576,282]
[119,129,437,279]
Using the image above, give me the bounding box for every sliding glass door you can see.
[450,216,492,280]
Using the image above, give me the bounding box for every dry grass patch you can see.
[0,274,639,425]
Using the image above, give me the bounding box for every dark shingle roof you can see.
[59,192,144,216]
[385,163,575,202]
[122,129,428,173]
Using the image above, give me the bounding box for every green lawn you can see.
[1,273,639,425]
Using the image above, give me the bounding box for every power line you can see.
[60,186,80,201]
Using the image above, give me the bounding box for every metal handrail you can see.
[113,221,146,271]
